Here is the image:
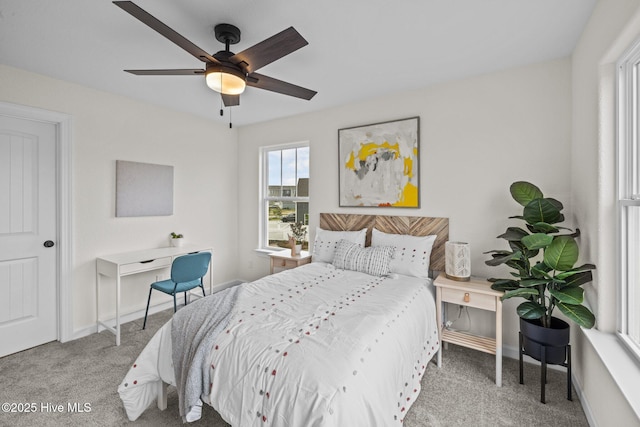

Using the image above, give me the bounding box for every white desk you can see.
[96,245,213,345]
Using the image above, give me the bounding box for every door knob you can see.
[43,240,55,248]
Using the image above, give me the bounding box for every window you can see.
[617,40,640,360]
[260,143,309,250]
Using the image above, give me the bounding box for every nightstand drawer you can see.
[275,258,303,269]
[441,287,496,311]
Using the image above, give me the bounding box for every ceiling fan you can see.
[113,1,317,111]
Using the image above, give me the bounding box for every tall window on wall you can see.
[617,39,640,361]
[261,143,309,250]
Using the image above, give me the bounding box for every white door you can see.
[0,115,58,357]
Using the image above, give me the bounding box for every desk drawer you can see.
[120,256,172,275]
[441,287,496,311]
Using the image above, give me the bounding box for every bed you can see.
[118,213,449,426]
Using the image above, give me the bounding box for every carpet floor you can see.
[0,309,589,426]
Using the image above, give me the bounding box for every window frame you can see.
[616,38,640,361]
[259,141,310,251]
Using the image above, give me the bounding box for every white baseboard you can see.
[571,371,596,427]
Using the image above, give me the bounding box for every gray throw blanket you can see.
[171,285,241,423]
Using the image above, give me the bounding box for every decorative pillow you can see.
[371,228,437,279]
[332,239,394,277]
[312,227,367,263]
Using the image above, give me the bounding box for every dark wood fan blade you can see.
[230,27,308,74]
[222,94,240,107]
[113,1,219,64]
[125,69,205,75]
[246,73,316,100]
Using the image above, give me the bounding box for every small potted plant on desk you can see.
[288,221,307,256]
[485,181,595,401]
[170,232,184,247]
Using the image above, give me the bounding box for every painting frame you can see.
[338,116,420,208]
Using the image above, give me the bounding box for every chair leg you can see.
[184,291,188,307]
[173,294,177,313]
[143,288,153,330]
[200,285,206,298]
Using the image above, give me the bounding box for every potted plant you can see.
[170,232,184,247]
[485,181,595,364]
[288,221,307,256]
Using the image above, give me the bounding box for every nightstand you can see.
[434,275,504,386]
[268,250,312,274]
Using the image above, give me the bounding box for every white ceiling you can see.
[0,0,596,127]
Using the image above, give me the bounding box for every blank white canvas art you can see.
[116,160,174,217]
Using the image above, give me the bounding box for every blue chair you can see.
[142,251,211,329]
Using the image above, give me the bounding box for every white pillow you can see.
[371,228,437,279]
[332,239,394,277]
[312,227,367,263]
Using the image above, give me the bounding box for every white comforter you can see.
[119,262,439,426]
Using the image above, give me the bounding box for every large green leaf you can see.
[510,181,543,207]
[531,262,552,279]
[509,240,540,259]
[517,301,546,319]
[528,222,560,234]
[523,198,564,225]
[549,287,584,305]
[519,278,551,287]
[558,270,593,289]
[502,288,539,300]
[522,233,553,250]
[485,250,522,267]
[497,227,529,241]
[556,302,595,329]
[489,279,520,292]
[544,236,579,271]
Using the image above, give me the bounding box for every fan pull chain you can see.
[229,107,233,129]
[220,74,224,116]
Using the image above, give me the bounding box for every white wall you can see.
[237,58,573,349]
[571,0,640,425]
[0,65,240,335]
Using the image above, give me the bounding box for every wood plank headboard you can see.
[319,213,449,272]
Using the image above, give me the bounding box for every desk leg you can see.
[96,269,100,333]
[115,275,121,346]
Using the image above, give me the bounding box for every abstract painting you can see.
[338,117,419,207]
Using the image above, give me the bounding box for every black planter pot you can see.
[520,317,570,365]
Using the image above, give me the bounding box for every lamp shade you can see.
[445,241,471,281]
[205,63,246,95]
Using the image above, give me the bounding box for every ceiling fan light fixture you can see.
[205,64,246,95]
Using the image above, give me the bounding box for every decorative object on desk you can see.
[445,241,471,281]
[288,221,307,256]
[170,232,184,247]
[338,117,420,207]
[484,181,595,402]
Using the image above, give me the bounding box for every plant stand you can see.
[519,332,572,404]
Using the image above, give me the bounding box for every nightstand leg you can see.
[495,298,502,386]
[436,287,443,368]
